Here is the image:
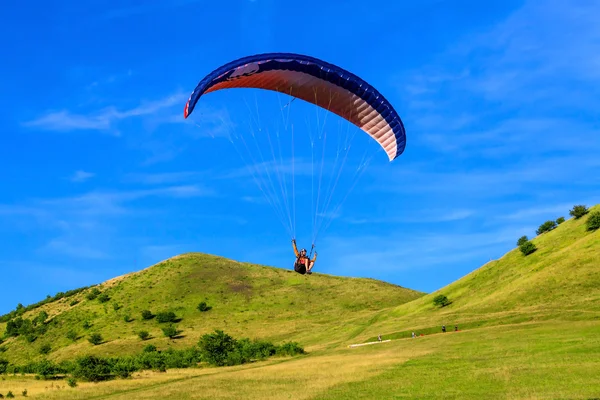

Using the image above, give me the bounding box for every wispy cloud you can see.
[23,92,186,133]
[70,170,95,183]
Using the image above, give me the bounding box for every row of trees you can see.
[517,204,599,256]
[0,330,304,384]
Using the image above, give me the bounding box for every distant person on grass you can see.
[292,239,317,275]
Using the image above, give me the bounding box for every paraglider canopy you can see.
[184,52,406,161]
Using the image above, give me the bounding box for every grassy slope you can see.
[357,204,600,342]
[0,254,424,364]
[1,205,599,399]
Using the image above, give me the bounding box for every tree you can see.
[517,236,529,246]
[536,220,557,235]
[520,241,537,256]
[197,302,212,312]
[138,331,150,340]
[556,216,565,224]
[586,211,600,231]
[433,294,450,308]
[569,205,589,219]
[198,330,238,366]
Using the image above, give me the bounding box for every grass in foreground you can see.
[3,320,598,399]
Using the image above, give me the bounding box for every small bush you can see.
[516,235,529,246]
[433,294,450,308]
[113,303,121,311]
[39,343,51,355]
[67,330,78,341]
[197,302,212,312]
[0,358,8,374]
[276,342,305,356]
[82,321,92,330]
[143,344,157,353]
[25,334,37,343]
[556,216,565,224]
[536,220,557,235]
[569,205,589,219]
[162,325,181,339]
[86,288,101,301]
[520,241,537,256]
[70,299,79,306]
[88,333,103,346]
[141,310,153,320]
[586,211,600,231]
[97,294,110,303]
[67,377,77,388]
[33,311,48,326]
[156,312,177,323]
[6,392,13,399]
[124,315,132,323]
[21,389,27,397]
[138,331,150,340]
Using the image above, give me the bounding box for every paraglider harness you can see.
[294,245,315,275]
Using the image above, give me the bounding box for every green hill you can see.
[0,254,424,365]
[357,204,600,342]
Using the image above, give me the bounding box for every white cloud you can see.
[23,93,187,133]
[70,170,95,183]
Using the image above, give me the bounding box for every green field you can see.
[0,205,599,399]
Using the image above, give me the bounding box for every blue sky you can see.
[1,0,599,315]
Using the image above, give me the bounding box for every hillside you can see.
[0,254,424,364]
[357,204,600,342]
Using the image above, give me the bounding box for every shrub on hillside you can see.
[569,205,589,219]
[517,235,529,246]
[73,355,111,382]
[82,321,92,330]
[198,330,238,366]
[162,325,181,339]
[67,330,78,341]
[197,302,212,312]
[155,311,177,323]
[0,358,8,374]
[556,216,565,224]
[67,377,78,387]
[586,211,600,231]
[143,344,157,353]
[39,343,51,355]
[138,331,150,340]
[124,315,132,323]
[88,333,103,345]
[86,288,101,301]
[536,220,557,235]
[97,294,110,303]
[33,311,48,326]
[141,310,153,320]
[433,294,450,308]
[70,299,79,307]
[519,240,537,256]
[113,303,121,311]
